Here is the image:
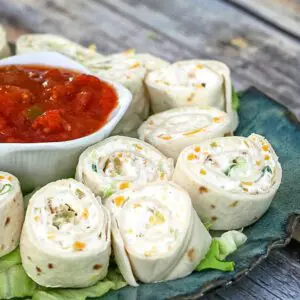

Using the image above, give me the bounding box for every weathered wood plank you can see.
[203,240,300,300]
[0,0,299,121]
[225,0,300,39]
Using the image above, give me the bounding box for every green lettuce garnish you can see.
[0,184,12,195]
[32,268,126,300]
[0,249,37,299]
[195,240,235,272]
[217,230,247,260]
[0,248,21,272]
[195,231,247,272]
[232,86,240,111]
[0,249,126,300]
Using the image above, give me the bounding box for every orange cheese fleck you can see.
[200,169,207,175]
[82,208,89,220]
[0,176,5,180]
[256,160,261,166]
[183,128,203,136]
[73,241,86,251]
[7,176,13,181]
[114,196,125,207]
[194,146,201,152]
[196,64,204,69]
[129,62,141,69]
[187,153,197,160]
[119,182,129,190]
[212,117,222,123]
[34,216,40,222]
[262,145,269,151]
[159,135,172,140]
[264,155,270,160]
[241,181,253,186]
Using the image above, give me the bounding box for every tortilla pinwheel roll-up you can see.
[138,106,233,160]
[0,172,24,258]
[145,60,238,131]
[0,25,11,58]
[20,179,111,288]
[105,182,212,286]
[85,50,170,135]
[173,134,282,230]
[16,34,103,63]
[76,136,174,199]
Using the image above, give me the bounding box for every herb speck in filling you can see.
[52,203,78,229]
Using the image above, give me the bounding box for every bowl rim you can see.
[0,51,132,150]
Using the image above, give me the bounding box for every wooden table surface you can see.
[0,0,299,299]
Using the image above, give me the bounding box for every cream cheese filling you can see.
[185,135,278,194]
[30,182,106,253]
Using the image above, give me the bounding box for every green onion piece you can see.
[25,105,43,121]
[262,165,272,174]
[0,184,12,195]
[91,164,97,172]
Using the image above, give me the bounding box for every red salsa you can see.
[0,65,118,143]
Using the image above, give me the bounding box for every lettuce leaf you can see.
[0,263,37,299]
[195,240,235,272]
[232,86,240,111]
[195,231,247,272]
[217,230,247,260]
[32,268,126,300]
[0,248,21,273]
[0,249,126,300]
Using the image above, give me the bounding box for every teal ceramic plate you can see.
[100,88,300,300]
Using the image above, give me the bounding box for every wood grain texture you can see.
[226,0,300,39]
[203,240,300,300]
[0,0,300,120]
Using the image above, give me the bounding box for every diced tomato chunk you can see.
[73,88,93,113]
[32,110,67,134]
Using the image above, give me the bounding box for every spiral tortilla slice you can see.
[76,136,174,199]
[145,59,238,131]
[105,182,212,285]
[173,134,282,230]
[85,50,170,135]
[0,172,24,258]
[16,34,103,64]
[138,106,233,160]
[0,26,11,58]
[20,179,111,288]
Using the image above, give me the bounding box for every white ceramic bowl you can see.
[0,52,132,192]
